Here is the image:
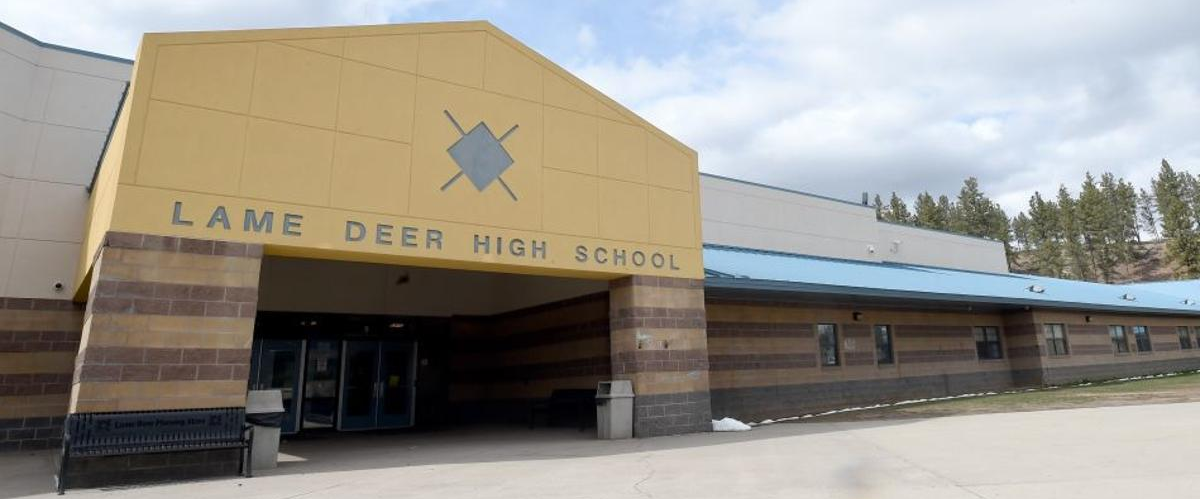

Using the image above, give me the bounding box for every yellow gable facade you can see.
[81,21,702,294]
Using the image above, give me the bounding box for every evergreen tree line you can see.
[873,159,1200,282]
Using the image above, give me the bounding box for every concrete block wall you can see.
[0,298,83,451]
[71,232,262,413]
[448,292,611,422]
[705,298,1017,422]
[609,276,712,437]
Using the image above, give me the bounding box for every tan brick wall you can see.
[449,292,609,402]
[70,232,261,414]
[0,298,84,450]
[609,276,711,436]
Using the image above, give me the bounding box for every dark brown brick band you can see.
[613,349,709,374]
[610,307,706,330]
[0,330,82,352]
[0,298,82,311]
[893,325,972,338]
[92,279,257,318]
[709,353,816,371]
[896,349,977,363]
[1007,345,1042,359]
[1065,324,1109,337]
[1069,344,1117,355]
[453,355,611,383]
[843,351,876,366]
[0,416,64,452]
[0,373,72,396]
[105,231,263,258]
[707,321,813,338]
[76,347,251,383]
[634,390,712,437]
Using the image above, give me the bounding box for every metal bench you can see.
[529,389,595,431]
[57,408,253,494]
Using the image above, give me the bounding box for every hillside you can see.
[1011,240,1179,284]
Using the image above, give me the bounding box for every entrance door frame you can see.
[335,339,419,431]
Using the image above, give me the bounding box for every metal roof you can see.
[703,245,1200,316]
[1126,279,1200,305]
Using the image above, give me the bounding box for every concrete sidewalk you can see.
[3,402,1198,498]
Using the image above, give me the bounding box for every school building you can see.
[1,19,1199,484]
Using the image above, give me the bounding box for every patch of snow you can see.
[712,417,752,432]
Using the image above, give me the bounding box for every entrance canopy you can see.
[79,21,702,296]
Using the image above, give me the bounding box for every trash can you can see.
[245,390,285,470]
[595,380,634,439]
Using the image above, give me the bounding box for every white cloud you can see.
[575,0,1200,216]
[575,24,596,52]
[0,0,442,59]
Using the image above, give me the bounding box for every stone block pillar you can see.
[609,276,711,437]
[1003,311,1046,387]
[70,232,262,414]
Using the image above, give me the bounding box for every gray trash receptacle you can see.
[245,390,285,470]
[595,380,634,439]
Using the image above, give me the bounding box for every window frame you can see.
[1109,325,1130,354]
[1132,325,1152,353]
[873,324,894,365]
[1043,323,1069,356]
[973,326,1004,360]
[1178,326,1194,350]
[817,323,840,367]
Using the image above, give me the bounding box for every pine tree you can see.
[873,194,884,221]
[1057,185,1093,281]
[937,195,956,232]
[1026,192,1066,277]
[955,178,992,236]
[914,192,948,230]
[884,192,912,223]
[1153,159,1200,278]
[1138,188,1160,240]
[1011,212,1032,251]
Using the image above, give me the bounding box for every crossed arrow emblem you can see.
[441,110,519,201]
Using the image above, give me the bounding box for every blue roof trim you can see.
[703,244,1200,316]
[0,20,133,65]
[700,172,872,209]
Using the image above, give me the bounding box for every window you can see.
[817,324,839,366]
[1132,326,1152,352]
[1179,327,1194,350]
[1109,325,1129,353]
[874,325,894,365]
[1044,324,1069,356]
[974,326,1003,360]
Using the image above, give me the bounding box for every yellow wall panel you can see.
[647,134,694,192]
[598,179,649,242]
[136,100,245,194]
[543,107,597,175]
[542,169,598,237]
[279,37,345,57]
[337,60,416,142]
[241,118,334,205]
[417,31,485,88]
[330,133,410,215]
[86,22,704,289]
[250,42,342,129]
[598,119,647,183]
[408,77,542,230]
[151,43,257,113]
[649,186,696,247]
[543,69,596,114]
[344,34,418,73]
[484,34,541,102]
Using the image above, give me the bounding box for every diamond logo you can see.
[441,110,518,201]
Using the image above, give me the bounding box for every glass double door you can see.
[339,340,418,430]
[250,338,417,433]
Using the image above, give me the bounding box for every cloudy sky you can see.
[3,0,1197,216]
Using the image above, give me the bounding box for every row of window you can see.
[1043,323,1198,356]
[814,324,999,367]
[811,322,1200,367]
[1057,324,1196,355]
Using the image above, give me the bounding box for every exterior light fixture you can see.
[1085,315,1092,323]
[1027,285,1045,294]
[852,312,863,321]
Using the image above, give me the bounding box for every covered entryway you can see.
[250,255,611,436]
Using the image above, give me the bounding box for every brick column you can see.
[71,232,262,414]
[1003,311,1046,386]
[609,276,711,437]
[0,299,83,452]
